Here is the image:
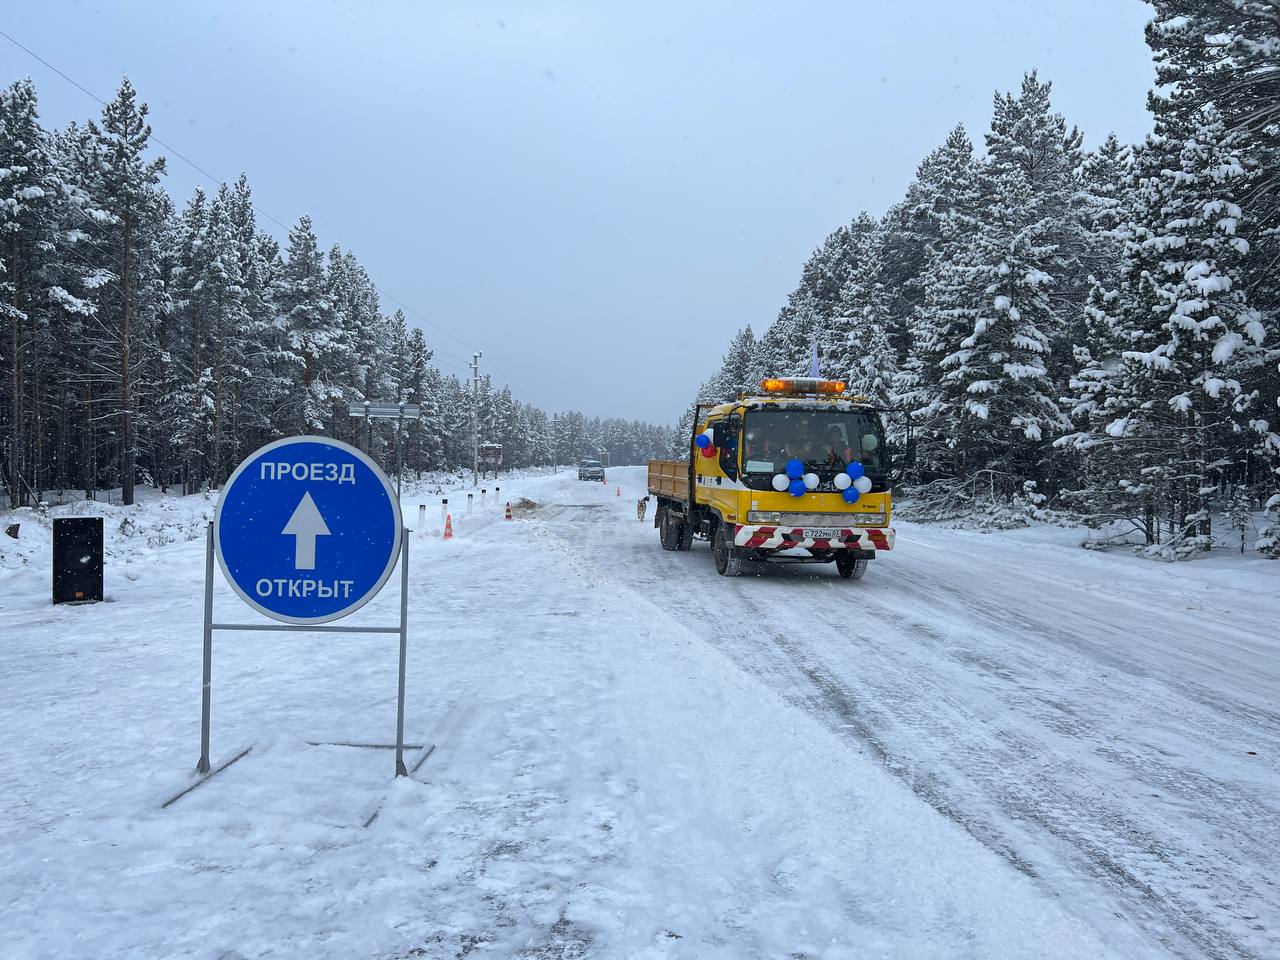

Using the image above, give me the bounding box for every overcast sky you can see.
[3,1,1156,423]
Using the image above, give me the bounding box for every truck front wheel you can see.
[713,524,743,577]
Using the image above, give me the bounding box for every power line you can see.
[1,29,498,383]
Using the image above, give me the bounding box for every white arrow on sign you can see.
[282,491,331,570]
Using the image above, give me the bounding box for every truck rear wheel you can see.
[713,524,743,577]
[659,509,679,551]
[677,520,693,551]
[836,554,868,580]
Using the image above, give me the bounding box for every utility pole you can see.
[470,351,482,487]
[551,414,558,474]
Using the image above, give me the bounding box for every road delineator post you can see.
[417,504,426,530]
[443,514,453,540]
[505,502,513,521]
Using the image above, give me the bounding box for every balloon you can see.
[785,458,805,479]
[701,445,717,458]
[694,433,711,449]
[771,473,789,492]
[803,472,819,490]
[842,487,861,504]
[788,478,807,497]
[853,475,873,494]
[833,472,851,490]
[846,461,865,480]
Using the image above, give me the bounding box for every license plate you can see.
[804,527,840,540]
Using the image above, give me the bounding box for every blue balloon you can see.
[846,461,865,480]
[785,458,805,479]
[788,478,807,497]
[842,487,861,504]
[694,433,711,449]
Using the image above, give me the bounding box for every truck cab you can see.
[647,378,898,578]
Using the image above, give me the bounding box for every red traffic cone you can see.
[443,514,453,540]
[616,485,621,497]
[504,501,513,521]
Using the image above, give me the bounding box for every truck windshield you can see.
[741,409,885,480]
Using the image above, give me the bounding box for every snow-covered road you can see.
[2,467,1277,958]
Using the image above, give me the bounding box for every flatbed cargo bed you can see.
[647,459,690,504]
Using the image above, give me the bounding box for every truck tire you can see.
[713,524,743,577]
[836,554,868,580]
[677,520,694,551]
[659,509,679,551]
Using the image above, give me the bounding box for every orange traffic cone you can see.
[504,501,513,521]
[616,485,621,497]
[443,514,453,540]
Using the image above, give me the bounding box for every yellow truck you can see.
[647,377,901,578]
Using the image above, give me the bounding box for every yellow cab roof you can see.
[702,394,880,419]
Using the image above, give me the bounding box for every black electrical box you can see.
[52,517,104,604]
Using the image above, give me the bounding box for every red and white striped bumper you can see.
[733,525,895,552]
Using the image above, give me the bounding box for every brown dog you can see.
[636,496,649,521]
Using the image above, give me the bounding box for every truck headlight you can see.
[747,511,782,523]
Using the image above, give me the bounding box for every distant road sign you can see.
[214,437,403,624]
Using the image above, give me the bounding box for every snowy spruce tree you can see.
[83,78,167,505]
[823,214,896,402]
[1060,105,1268,552]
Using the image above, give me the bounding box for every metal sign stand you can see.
[196,523,413,780]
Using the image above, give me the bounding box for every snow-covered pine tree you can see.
[703,325,758,401]
[1,78,71,506]
[277,216,335,434]
[898,127,983,477]
[1060,104,1268,553]
[1153,2,1280,549]
[985,71,1089,417]
[824,214,896,403]
[202,187,251,484]
[759,223,859,378]
[84,78,167,505]
[877,124,981,378]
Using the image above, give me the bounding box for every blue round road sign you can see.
[214,436,403,624]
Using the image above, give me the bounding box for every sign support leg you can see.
[198,523,214,774]
[394,535,410,777]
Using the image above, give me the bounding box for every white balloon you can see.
[853,475,873,494]
[771,473,789,492]
[833,472,851,490]
[803,472,819,490]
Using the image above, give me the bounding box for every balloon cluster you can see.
[834,461,873,503]
[770,458,820,497]
[694,428,717,458]
[769,459,873,502]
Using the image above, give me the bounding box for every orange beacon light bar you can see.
[760,377,847,395]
